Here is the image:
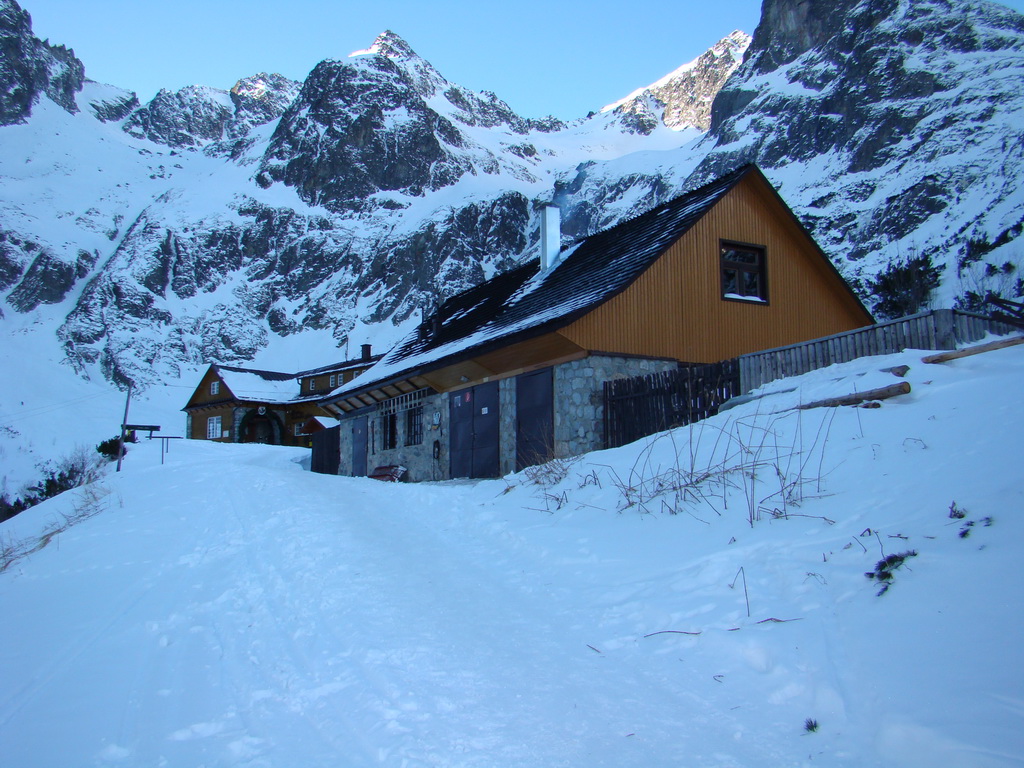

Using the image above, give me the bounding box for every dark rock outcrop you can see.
[0,0,84,124]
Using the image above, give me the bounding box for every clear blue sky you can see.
[21,0,1024,121]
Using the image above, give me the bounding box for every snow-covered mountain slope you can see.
[2,341,1022,767]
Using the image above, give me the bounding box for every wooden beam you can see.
[797,381,911,410]
[922,335,1024,364]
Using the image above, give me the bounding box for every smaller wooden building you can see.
[317,166,874,479]
[182,347,380,447]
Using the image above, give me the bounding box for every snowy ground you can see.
[1,342,1023,767]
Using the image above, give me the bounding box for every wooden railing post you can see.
[933,308,956,349]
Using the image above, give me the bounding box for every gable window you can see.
[210,380,220,396]
[380,412,397,450]
[405,405,424,446]
[329,374,336,387]
[721,241,768,303]
[206,415,222,439]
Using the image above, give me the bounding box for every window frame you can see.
[210,380,220,396]
[720,240,769,305]
[206,415,222,440]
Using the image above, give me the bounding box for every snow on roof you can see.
[327,166,757,403]
[298,355,382,378]
[215,365,298,404]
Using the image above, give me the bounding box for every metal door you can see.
[311,426,341,474]
[449,381,500,478]
[516,367,553,471]
[351,416,368,477]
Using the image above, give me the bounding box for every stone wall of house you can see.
[339,391,449,482]
[553,355,679,457]
[329,354,678,481]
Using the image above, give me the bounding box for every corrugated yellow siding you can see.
[561,174,872,363]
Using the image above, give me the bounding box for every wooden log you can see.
[921,335,1024,364]
[797,382,911,410]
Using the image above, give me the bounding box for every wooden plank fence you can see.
[738,309,1018,392]
[602,308,1017,450]
[603,360,740,449]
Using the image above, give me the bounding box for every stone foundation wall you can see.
[553,355,679,457]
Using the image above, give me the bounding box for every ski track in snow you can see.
[1,343,1024,766]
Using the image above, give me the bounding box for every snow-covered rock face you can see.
[228,72,301,139]
[696,0,1024,295]
[123,73,300,149]
[0,0,83,124]
[257,32,556,212]
[605,30,751,133]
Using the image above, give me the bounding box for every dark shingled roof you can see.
[324,165,763,402]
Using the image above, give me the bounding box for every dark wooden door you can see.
[516,367,553,471]
[449,381,500,478]
[351,416,368,477]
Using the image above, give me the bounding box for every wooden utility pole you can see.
[116,383,132,473]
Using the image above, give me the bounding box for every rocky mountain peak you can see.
[123,85,235,148]
[359,29,420,61]
[228,72,301,138]
[121,73,300,149]
[347,29,446,100]
[603,30,751,133]
[257,31,554,211]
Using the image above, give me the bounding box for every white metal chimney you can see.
[540,205,561,272]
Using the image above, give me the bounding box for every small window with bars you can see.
[405,405,424,446]
[380,412,398,450]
